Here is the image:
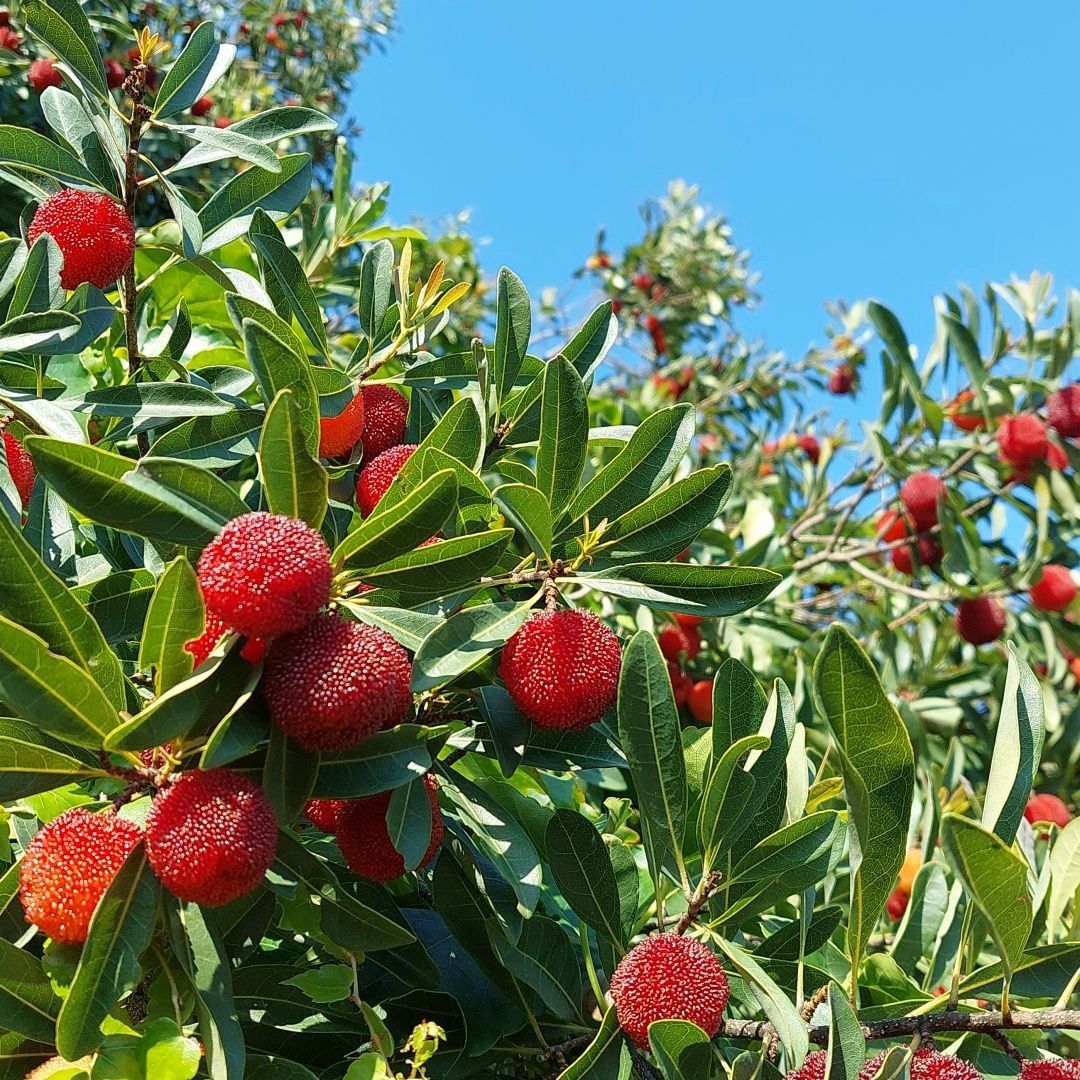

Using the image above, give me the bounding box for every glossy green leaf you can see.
[262,725,318,826]
[488,915,582,1021]
[358,239,393,341]
[386,775,435,871]
[0,937,60,1042]
[156,23,235,117]
[243,319,319,455]
[0,732,98,799]
[23,0,108,99]
[647,1019,713,1080]
[493,482,552,560]
[493,267,531,409]
[697,734,769,863]
[138,558,203,695]
[824,981,865,1080]
[313,724,437,798]
[359,528,512,595]
[535,356,588,513]
[259,389,328,529]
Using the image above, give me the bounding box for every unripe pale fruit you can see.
[657,622,700,661]
[336,774,443,883]
[355,443,417,516]
[1047,384,1080,438]
[499,609,621,730]
[1024,792,1071,830]
[688,679,713,724]
[955,596,1006,645]
[900,471,945,531]
[19,808,143,944]
[28,57,62,91]
[262,612,413,751]
[319,389,365,458]
[304,798,347,833]
[28,189,134,290]
[196,512,332,638]
[609,934,729,1049]
[898,847,922,893]
[1029,564,1076,612]
[998,414,1049,468]
[3,432,35,507]
[358,384,410,459]
[668,660,692,708]
[146,769,277,906]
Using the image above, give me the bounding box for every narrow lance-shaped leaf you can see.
[138,557,203,694]
[535,356,588,513]
[259,389,328,529]
[154,22,236,118]
[493,267,531,410]
[24,0,108,99]
[242,319,319,456]
[358,239,394,342]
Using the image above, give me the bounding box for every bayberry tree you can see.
[0,5,1078,1080]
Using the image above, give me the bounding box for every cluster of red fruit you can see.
[248,7,309,59]
[583,256,669,354]
[762,431,823,469]
[0,9,21,51]
[785,1047,1077,1080]
[657,614,714,723]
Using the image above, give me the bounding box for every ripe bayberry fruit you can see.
[798,434,821,463]
[886,885,909,921]
[0,25,20,50]
[1020,1059,1080,1080]
[876,509,907,543]
[657,622,700,661]
[191,94,213,116]
[828,364,855,395]
[1029,564,1076,612]
[900,471,945,531]
[146,769,277,906]
[271,12,290,25]
[1048,384,1080,438]
[1046,441,1069,472]
[28,189,135,291]
[3,431,35,507]
[214,116,232,128]
[355,443,417,516]
[668,660,692,708]
[184,607,231,667]
[319,388,365,458]
[304,798,347,834]
[196,512,332,639]
[787,1049,982,1080]
[28,57,62,90]
[674,612,703,629]
[19,808,142,944]
[688,679,713,724]
[955,596,1006,645]
[891,535,942,576]
[998,414,1049,468]
[947,390,985,431]
[262,612,412,751]
[499,609,621,730]
[336,775,443,883]
[609,934,729,1049]
[1024,792,1071,830]
[634,273,654,291]
[104,58,125,88]
[358,384,409,459]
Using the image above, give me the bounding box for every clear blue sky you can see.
[353,2,1080,367]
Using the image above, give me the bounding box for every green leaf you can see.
[8,235,62,317]
[359,528,513,595]
[138,558,203,695]
[940,813,1033,979]
[713,657,768,756]
[73,569,155,645]
[555,1008,629,1079]
[697,735,769,864]
[617,630,686,883]
[283,964,354,1004]
[262,725,318,826]
[386,776,434,871]
[488,916,582,1021]
[942,314,991,417]
[1048,818,1080,937]
[647,1019,712,1080]
[535,356,588,513]
[422,395,484,470]
[0,125,103,190]
[493,483,552,560]
[493,267,531,409]
[150,410,263,469]
[243,319,319,456]
[344,606,443,652]
[155,22,235,118]
[24,0,108,99]
[358,239,393,341]
[545,809,624,946]
[259,389,328,529]
[813,624,914,971]
[125,458,247,531]
[0,309,80,353]
[0,732,98,800]
[562,300,618,379]
[56,845,159,1059]
[312,724,436,798]
[0,937,60,1042]
[69,383,231,422]
[0,614,120,746]
[39,87,120,196]
[824,981,865,1080]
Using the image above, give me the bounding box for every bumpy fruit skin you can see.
[28,57,62,90]
[1020,1059,1080,1080]
[3,431,35,506]
[1047,384,1080,438]
[657,622,700,661]
[146,769,277,906]
[358,384,410,459]
[891,536,943,576]
[688,679,713,724]
[197,512,331,638]
[784,1051,829,1080]
[184,607,231,668]
[28,189,135,290]
[19,808,143,944]
[877,1049,981,1080]
[319,389,365,458]
[336,774,443,882]
[998,414,1049,468]
[355,443,417,516]
[955,596,1006,645]
[499,609,621,730]
[1029,564,1076,612]
[1024,792,1071,830]
[304,798,347,834]
[609,934,729,1049]
[901,471,945,531]
[262,612,412,751]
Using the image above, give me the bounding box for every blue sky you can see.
[354,2,1080,371]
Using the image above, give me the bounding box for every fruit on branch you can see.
[356,443,417,517]
[998,414,1049,469]
[304,798,347,833]
[797,434,821,463]
[946,390,986,431]
[262,613,412,751]
[1046,441,1069,472]
[885,886,909,921]
[104,58,125,88]
[145,769,277,906]
[27,189,135,291]
[1019,1058,1080,1080]
[955,596,1006,645]
[876,509,908,543]
[0,25,20,50]
[688,679,713,724]
[633,273,654,291]
[657,621,700,661]
[214,116,232,128]
[675,612,703,629]
[1029,564,1077,612]
[609,934,730,1049]
[900,471,946,531]
[336,774,443,883]
[1048,383,1080,438]
[191,94,213,117]
[787,1049,982,1080]
[196,512,332,639]
[19,808,143,944]
[319,388,365,457]
[2,431,35,507]
[185,608,231,667]
[1024,792,1071,830]
[891,536,943,576]
[499,609,621,730]
[828,364,855,395]
[358,384,410,459]
[28,57,62,90]
[585,252,611,270]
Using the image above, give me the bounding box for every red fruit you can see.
[27,189,134,291]
[146,769,277,905]
[644,313,662,333]
[271,12,290,24]
[876,509,907,543]
[900,471,946,531]
[104,58,125,88]
[355,443,417,517]
[19,808,142,944]
[797,434,821,463]
[657,622,700,661]
[675,613,703,629]
[266,28,281,45]
[828,364,855,395]
[955,596,1006,645]
[500,609,621,730]
[28,57,62,90]
[214,117,231,128]
[263,613,412,751]
[1020,1061,1080,1080]
[357,384,409,459]
[304,798,347,833]
[3,431,35,507]
[197,512,331,638]
[1029,564,1077,612]
[336,775,443,883]
[191,94,213,117]
[294,9,308,26]
[784,1051,829,1080]
[861,1050,980,1080]
[1047,384,1080,438]
[185,608,231,667]
[998,414,1049,469]
[319,389,365,458]
[610,297,623,314]
[0,26,20,50]
[688,679,713,724]
[0,11,9,24]
[1046,440,1068,472]
[609,934,729,1049]
[886,886,909,921]
[891,536,943,575]
[1024,792,1071,830]
[633,273,654,291]
[947,390,985,431]
[668,661,692,708]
